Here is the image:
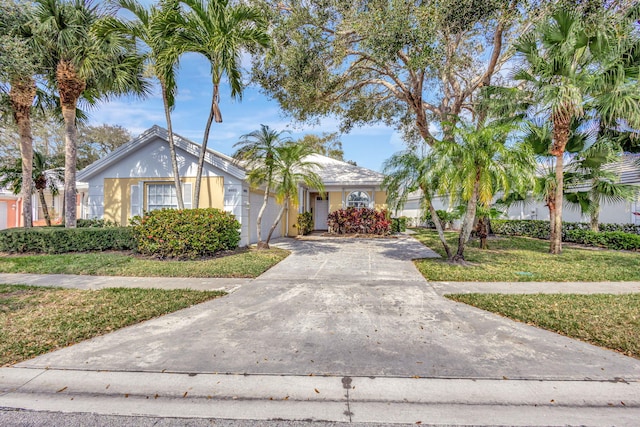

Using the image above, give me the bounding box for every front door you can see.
[314,197,328,230]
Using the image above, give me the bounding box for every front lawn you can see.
[0,284,224,366]
[447,293,640,359]
[413,229,640,282]
[0,247,289,278]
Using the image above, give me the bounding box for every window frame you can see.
[346,190,371,209]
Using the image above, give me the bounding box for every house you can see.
[0,183,87,229]
[0,188,22,230]
[76,126,387,245]
[396,153,640,226]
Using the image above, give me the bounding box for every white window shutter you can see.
[182,183,192,209]
[130,184,141,217]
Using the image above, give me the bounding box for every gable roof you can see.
[305,153,385,187]
[77,125,246,181]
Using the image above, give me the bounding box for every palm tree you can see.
[263,142,325,249]
[512,7,640,253]
[34,0,149,227]
[104,0,185,208]
[174,0,269,208]
[382,148,452,259]
[0,0,40,228]
[0,151,64,226]
[432,121,535,262]
[233,125,289,249]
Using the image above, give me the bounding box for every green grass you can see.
[0,248,289,278]
[447,293,640,359]
[413,229,640,282]
[0,284,225,366]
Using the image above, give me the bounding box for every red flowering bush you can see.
[327,207,390,235]
[131,208,240,259]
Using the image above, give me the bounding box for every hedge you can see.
[131,208,240,259]
[564,229,640,251]
[327,208,390,235]
[0,227,136,254]
[492,219,640,239]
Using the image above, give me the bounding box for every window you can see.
[147,183,178,211]
[346,191,370,208]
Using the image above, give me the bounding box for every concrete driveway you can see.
[16,236,640,381]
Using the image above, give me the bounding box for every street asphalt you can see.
[1,235,639,426]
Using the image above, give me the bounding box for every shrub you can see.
[391,216,408,233]
[327,207,390,235]
[131,208,240,259]
[492,219,640,239]
[0,227,136,254]
[77,218,118,228]
[295,212,314,235]
[565,230,640,251]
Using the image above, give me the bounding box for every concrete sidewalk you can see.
[0,273,250,292]
[1,236,640,426]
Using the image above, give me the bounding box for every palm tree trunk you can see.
[590,190,600,232]
[38,189,52,227]
[427,197,452,259]
[161,82,184,209]
[256,178,271,249]
[453,172,480,262]
[264,196,288,248]
[57,60,85,228]
[550,153,564,254]
[61,103,78,228]
[9,78,36,228]
[194,84,222,209]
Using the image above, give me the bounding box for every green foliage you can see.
[492,219,640,240]
[296,212,313,235]
[132,208,240,259]
[327,208,390,235]
[391,217,407,233]
[565,230,640,251]
[0,227,135,254]
[76,218,118,228]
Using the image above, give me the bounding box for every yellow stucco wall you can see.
[374,191,388,210]
[187,176,224,211]
[103,177,224,225]
[328,191,343,212]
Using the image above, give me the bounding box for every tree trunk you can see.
[256,178,271,249]
[38,189,52,227]
[452,173,480,262]
[550,153,564,254]
[57,60,86,228]
[161,81,184,209]
[9,77,36,228]
[194,84,221,209]
[549,112,570,254]
[264,196,288,248]
[427,197,452,259]
[477,216,488,249]
[589,192,600,232]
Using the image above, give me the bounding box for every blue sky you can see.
[88,52,405,172]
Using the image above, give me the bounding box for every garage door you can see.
[249,192,282,244]
[0,202,7,230]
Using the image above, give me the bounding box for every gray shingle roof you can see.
[305,154,385,186]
